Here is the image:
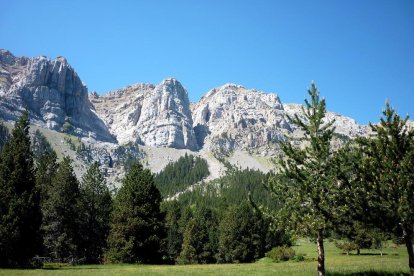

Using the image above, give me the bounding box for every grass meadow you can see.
[0,239,410,275]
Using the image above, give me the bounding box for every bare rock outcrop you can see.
[191,84,290,153]
[91,78,198,150]
[0,49,114,142]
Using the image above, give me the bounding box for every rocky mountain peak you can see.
[0,49,17,65]
[192,84,289,152]
[90,78,198,150]
[0,50,114,142]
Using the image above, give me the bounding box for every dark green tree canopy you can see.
[107,162,165,264]
[0,111,41,267]
[0,121,9,152]
[79,162,112,263]
[41,156,82,262]
[218,202,267,263]
[154,153,209,197]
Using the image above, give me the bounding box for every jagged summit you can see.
[192,84,288,152]
[0,50,114,142]
[90,78,198,150]
[1,49,375,156]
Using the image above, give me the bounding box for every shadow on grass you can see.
[42,265,101,270]
[327,271,409,276]
[42,267,102,271]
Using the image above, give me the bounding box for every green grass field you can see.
[0,239,410,275]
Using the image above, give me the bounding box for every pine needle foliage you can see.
[0,111,41,267]
[267,82,341,276]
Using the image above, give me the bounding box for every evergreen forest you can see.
[0,83,413,276]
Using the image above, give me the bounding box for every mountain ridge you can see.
[1,49,373,152]
[4,49,414,185]
[0,49,392,184]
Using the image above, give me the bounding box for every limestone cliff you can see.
[90,78,198,150]
[0,49,114,142]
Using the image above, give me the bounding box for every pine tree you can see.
[178,219,199,264]
[0,121,9,152]
[79,162,112,263]
[107,162,165,263]
[162,200,183,263]
[267,82,340,276]
[218,203,265,263]
[36,150,58,204]
[178,205,218,264]
[41,156,82,262]
[0,111,42,267]
[352,102,414,275]
[31,129,53,160]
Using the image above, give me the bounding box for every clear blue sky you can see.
[1,0,413,124]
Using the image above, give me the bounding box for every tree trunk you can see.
[317,229,325,276]
[402,225,414,276]
[357,248,360,255]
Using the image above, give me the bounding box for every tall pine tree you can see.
[178,205,218,264]
[0,111,42,267]
[79,162,112,263]
[36,150,58,204]
[0,121,9,152]
[41,156,82,262]
[107,162,165,263]
[218,202,266,263]
[267,82,340,276]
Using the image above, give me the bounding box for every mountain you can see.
[1,50,383,184]
[283,103,370,138]
[90,78,198,150]
[0,49,114,142]
[191,83,291,156]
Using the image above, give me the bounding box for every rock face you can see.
[191,84,291,154]
[1,49,374,155]
[90,78,198,150]
[0,49,114,142]
[283,103,370,138]
[191,84,372,155]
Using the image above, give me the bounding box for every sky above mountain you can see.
[1,0,413,124]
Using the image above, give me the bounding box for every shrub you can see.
[334,240,359,255]
[292,255,305,262]
[266,246,296,262]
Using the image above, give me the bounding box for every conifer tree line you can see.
[0,81,413,276]
[154,153,209,197]
[0,114,285,266]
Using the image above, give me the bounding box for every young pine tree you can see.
[41,156,82,262]
[79,162,112,263]
[267,82,341,276]
[0,111,42,267]
[107,162,165,263]
[353,102,414,275]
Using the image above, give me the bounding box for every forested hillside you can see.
[154,154,209,197]
[0,91,413,275]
